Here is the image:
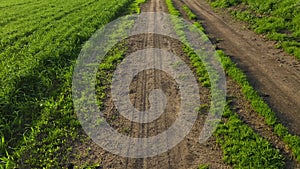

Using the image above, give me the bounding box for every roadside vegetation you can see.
[209,0,300,59]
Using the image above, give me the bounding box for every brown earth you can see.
[181,0,300,135]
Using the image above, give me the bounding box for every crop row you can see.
[0,0,37,9]
[0,0,97,51]
[0,0,59,25]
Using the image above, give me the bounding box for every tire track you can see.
[124,33,149,169]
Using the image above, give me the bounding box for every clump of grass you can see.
[182,5,197,20]
[215,106,285,168]
[198,164,209,169]
[165,0,180,16]
[129,0,147,14]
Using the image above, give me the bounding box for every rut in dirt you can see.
[181,0,300,135]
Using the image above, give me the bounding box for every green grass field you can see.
[0,0,141,168]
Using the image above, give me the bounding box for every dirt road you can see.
[71,0,230,168]
[181,0,300,135]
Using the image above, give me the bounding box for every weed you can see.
[198,164,209,169]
